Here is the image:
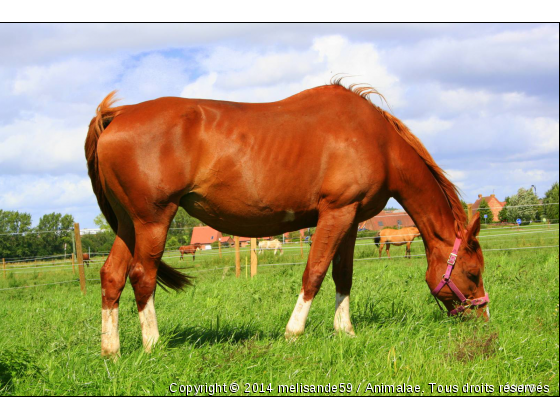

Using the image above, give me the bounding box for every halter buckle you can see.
[447,253,457,266]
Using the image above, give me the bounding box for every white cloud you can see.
[180,72,219,100]
[0,174,93,208]
[0,114,87,175]
[12,57,120,100]
[384,24,559,96]
[405,116,453,137]
[181,35,403,106]
[0,174,99,227]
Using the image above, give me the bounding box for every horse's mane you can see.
[330,77,467,238]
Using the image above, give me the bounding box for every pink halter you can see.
[431,237,489,316]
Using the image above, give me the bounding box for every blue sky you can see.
[0,23,558,228]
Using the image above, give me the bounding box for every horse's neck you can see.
[389,147,457,255]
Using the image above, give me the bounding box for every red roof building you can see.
[219,236,234,245]
[471,194,505,222]
[190,226,222,245]
[362,210,415,231]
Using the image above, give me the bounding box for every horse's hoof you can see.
[284,329,304,341]
[101,348,121,361]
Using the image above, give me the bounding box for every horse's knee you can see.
[101,264,126,308]
[303,268,327,300]
[129,262,157,310]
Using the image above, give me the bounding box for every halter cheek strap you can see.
[431,237,489,316]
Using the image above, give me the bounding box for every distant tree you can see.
[166,236,180,249]
[35,212,74,256]
[168,208,203,245]
[542,182,559,223]
[498,197,511,222]
[476,199,494,223]
[94,214,111,231]
[0,210,33,258]
[505,188,540,222]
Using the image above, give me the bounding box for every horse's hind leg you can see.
[129,204,178,352]
[332,222,358,336]
[378,242,384,258]
[406,242,411,258]
[386,243,391,258]
[285,204,358,338]
[101,224,134,358]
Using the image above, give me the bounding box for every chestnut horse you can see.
[374,227,421,258]
[82,253,91,268]
[86,80,488,357]
[179,244,202,261]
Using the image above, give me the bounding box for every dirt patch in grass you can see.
[452,331,499,363]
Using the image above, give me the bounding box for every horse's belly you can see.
[181,192,318,237]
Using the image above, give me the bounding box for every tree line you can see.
[0,211,75,259]
[0,207,204,260]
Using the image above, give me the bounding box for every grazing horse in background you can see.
[82,253,91,267]
[258,239,284,255]
[86,79,489,357]
[179,244,202,261]
[374,227,421,258]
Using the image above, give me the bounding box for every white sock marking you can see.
[334,293,355,335]
[138,294,160,352]
[101,307,120,357]
[285,292,313,338]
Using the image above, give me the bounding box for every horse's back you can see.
[96,85,396,235]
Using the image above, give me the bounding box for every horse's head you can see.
[195,243,202,250]
[426,213,489,319]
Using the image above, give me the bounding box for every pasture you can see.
[0,224,558,396]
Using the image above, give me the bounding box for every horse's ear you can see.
[466,212,481,245]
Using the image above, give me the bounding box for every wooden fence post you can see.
[2,258,5,280]
[74,223,87,295]
[218,239,222,259]
[467,204,473,224]
[250,238,257,278]
[300,231,304,258]
[234,236,240,278]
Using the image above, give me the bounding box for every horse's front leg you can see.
[285,204,358,338]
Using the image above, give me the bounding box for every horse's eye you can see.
[467,272,479,283]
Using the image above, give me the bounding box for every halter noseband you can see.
[431,237,489,316]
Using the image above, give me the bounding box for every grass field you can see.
[0,224,558,396]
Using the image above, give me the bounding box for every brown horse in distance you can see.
[179,244,202,261]
[374,227,421,258]
[86,80,488,357]
[82,253,90,267]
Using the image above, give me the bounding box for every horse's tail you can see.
[374,235,381,247]
[85,92,192,291]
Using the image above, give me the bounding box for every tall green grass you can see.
[0,226,558,395]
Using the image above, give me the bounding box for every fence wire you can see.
[1,243,557,292]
